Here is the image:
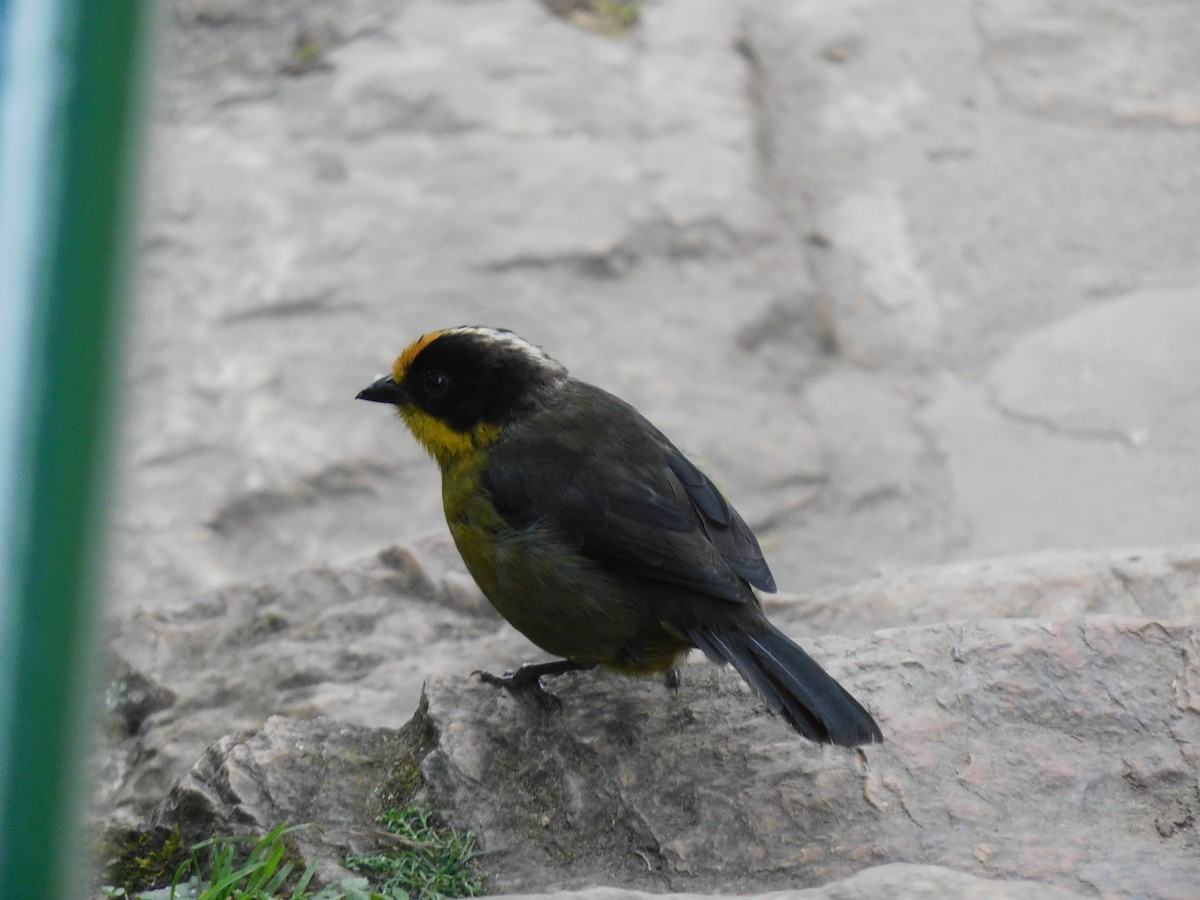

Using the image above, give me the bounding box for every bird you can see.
[357,326,882,746]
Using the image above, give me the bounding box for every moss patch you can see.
[543,0,641,37]
[376,698,439,809]
[97,825,188,895]
[345,805,484,899]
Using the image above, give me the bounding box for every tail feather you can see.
[691,623,882,747]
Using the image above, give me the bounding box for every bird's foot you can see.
[475,666,562,711]
[662,668,681,690]
[473,659,594,712]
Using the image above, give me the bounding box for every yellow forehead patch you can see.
[393,329,449,382]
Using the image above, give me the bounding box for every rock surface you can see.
[145,615,1200,898]
[496,866,1090,900]
[113,0,1200,609]
[773,545,1200,639]
[97,545,1200,827]
[416,617,1200,898]
[95,548,1200,897]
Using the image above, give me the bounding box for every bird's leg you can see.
[662,668,681,690]
[475,659,596,711]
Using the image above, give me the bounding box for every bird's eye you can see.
[423,371,450,396]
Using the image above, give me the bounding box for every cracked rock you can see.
[143,616,1199,897]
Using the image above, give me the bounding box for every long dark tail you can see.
[689,622,882,746]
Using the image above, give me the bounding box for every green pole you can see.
[0,1,151,896]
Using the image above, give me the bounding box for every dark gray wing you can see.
[483,382,776,602]
[665,451,776,592]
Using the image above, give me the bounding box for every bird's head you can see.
[357,326,568,465]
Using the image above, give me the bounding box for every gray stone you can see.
[146,616,1200,897]
[988,288,1200,452]
[151,715,422,888]
[974,0,1200,127]
[114,0,1200,619]
[769,545,1200,638]
[498,866,1089,900]
[920,378,1200,559]
[98,545,1200,829]
[97,548,513,823]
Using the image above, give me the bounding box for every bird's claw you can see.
[474,667,563,711]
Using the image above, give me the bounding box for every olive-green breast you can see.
[440,454,688,672]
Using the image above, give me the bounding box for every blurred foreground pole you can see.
[0,0,150,895]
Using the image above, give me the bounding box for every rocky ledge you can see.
[98,548,1200,898]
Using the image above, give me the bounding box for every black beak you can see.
[356,374,408,406]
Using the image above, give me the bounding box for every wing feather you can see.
[482,382,776,602]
